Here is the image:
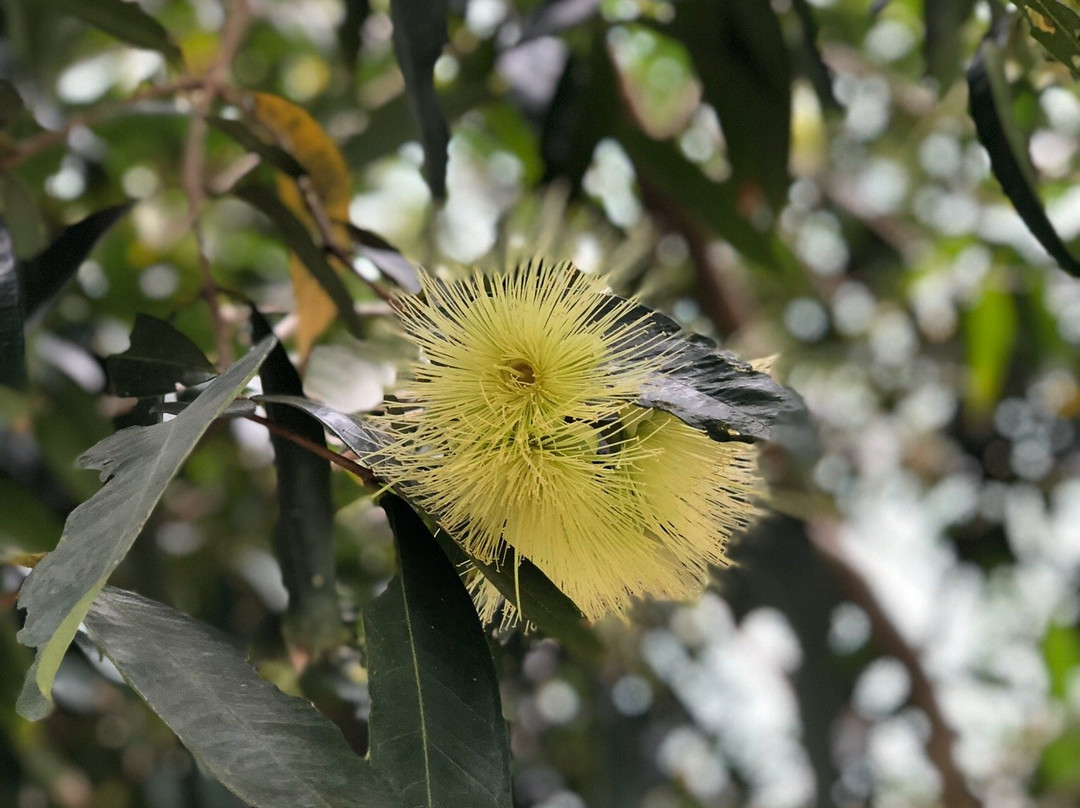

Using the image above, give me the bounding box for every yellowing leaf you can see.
[247,92,352,357]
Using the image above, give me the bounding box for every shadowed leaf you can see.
[207,116,307,177]
[105,314,217,398]
[924,0,976,89]
[83,587,400,808]
[968,22,1080,277]
[16,338,275,719]
[390,0,450,200]
[53,0,183,65]
[0,224,25,389]
[365,495,512,808]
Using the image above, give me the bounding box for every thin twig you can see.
[808,521,979,808]
[244,413,377,485]
[0,77,205,173]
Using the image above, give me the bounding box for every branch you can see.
[808,521,978,808]
[243,413,377,485]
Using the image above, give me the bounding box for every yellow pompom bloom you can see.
[374,258,762,621]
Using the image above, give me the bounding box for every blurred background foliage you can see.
[3,0,1080,806]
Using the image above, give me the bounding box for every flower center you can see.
[503,358,536,387]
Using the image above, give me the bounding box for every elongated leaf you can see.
[968,24,1080,277]
[253,310,344,657]
[964,285,1018,414]
[1014,0,1080,78]
[338,0,370,69]
[0,223,26,389]
[255,395,602,657]
[344,223,421,294]
[207,116,306,177]
[925,0,976,89]
[1,173,44,259]
[366,496,512,808]
[390,0,450,200]
[105,313,217,397]
[606,297,805,441]
[54,0,182,65]
[667,0,791,211]
[83,587,399,808]
[16,337,276,719]
[234,183,365,336]
[18,203,132,316]
[791,0,841,110]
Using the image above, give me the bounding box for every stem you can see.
[244,413,377,485]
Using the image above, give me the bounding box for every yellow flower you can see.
[374,258,761,621]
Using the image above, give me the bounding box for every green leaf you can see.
[1014,0,1080,78]
[964,284,1018,414]
[0,173,45,259]
[924,0,977,90]
[337,0,370,70]
[18,203,133,316]
[16,337,275,719]
[344,223,421,294]
[233,182,366,336]
[365,495,512,808]
[791,0,841,110]
[0,223,26,389]
[256,395,602,657]
[389,0,450,200]
[968,22,1080,277]
[604,295,805,441]
[207,116,307,178]
[105,313,218,398]
[667,0,792,211]
[53,0,183,66]
[252,309,345,657]
[82,586,400,808]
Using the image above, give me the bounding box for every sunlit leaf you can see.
[16,338,275,719]
[83,587,400,808]
[365,495,512,808]
[964,284,1018,414]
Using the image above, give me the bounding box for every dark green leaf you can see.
[152,399,256,417]
[667,0,792,211]
[344,223,421,294]
[256,395,602,658]
[389,0,450,200]
[0,79,28,130]
[968,23,1080,277]
[791,0,841,110]
[1,173,44,259]
[1013,0,1080,78]
[606,296,805,441]
[105,314,217,398]
[0,223,26,389]
[366,495,512,808]
[925,0,976,89]
[338,0,370,70]
[18,203,133,317]
[83,587,399,808]
[252,309,344,656]
[233,182,365,335]
[207,116,307,177]
[53,0,183,66]
[16,337,275,719]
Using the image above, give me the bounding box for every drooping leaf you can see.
[0,223,26,389]
[0,173,44,259]
[53,0,183,66]
[82,587,400,808]
[338,0,371,70]
[234,182,364,338]
[608,296,805,441]
[246,91,356,356]
[365,495,512,808]
[968,23,1080,277]
[16,337,276,719]
[344,223,421,294]
[791,0,841,110]
[18,203,133,316]
[924,0,976,90]
[105,314,217,398]
[666,0,792,212]
[1013,0,1080,79]
[389,0,450,200]
[255,395,602,657]
[252,309,344,657]
[207,116,306,177]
